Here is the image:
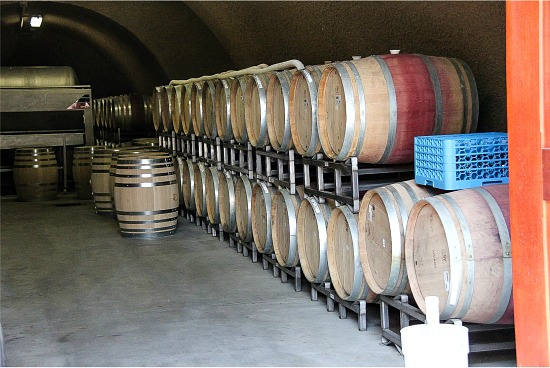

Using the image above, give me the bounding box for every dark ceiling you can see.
[1,1,506,131]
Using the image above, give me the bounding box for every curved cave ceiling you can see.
[1,1,506,131]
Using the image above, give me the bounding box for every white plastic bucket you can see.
[401,296,469,367]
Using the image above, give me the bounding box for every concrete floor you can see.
[1,195,516,366]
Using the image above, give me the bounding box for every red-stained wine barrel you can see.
[215,78,234,141]
[266,70,294,152]
[245,73,272,148]
[405,184,513,324]
[230,77,248,143]
[327,205,378,302]
[317,53,478,163]
[358,180,436,296]
[289,65,327,157]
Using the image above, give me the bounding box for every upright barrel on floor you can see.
[73,146,102,199]
[91,147,115,215]
[405,184,513,324]
[114,152,179,238]
[13,147,58,201]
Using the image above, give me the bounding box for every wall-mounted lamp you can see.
[29,15,42,28]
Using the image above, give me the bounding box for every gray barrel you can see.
[13,147,58,201]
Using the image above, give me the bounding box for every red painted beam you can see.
[507,1,550,366]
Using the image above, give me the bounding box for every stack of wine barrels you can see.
[13,147,58,201]
[155,52,488,310]
[93,94,153,133]
[91,147,117,214]
[73,146,104,199]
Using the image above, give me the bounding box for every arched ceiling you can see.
[1,1,506,131]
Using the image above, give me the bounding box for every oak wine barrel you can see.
[202,80,217,139]
[272,186,304,267]
[297,196,334,283]
[73,146,102,199]
[327,205,378,302]
[235,175,254,241]
[13,147,58,201]
[405,184,513,324]
[230,77,248,143]
[191,82,205,137]
[161,85,175,132]
[205,166,221,224]
[218,171,237,233]
[251,181,275,253]
[175,156,185,207]
[114,153,179,238]
[91,147,115,214]
[317,53,478,163]
[358,180,435,296]
[193,162,208,217]
[181,84,193,135]
[181,159,195,211]
[152,86,163,132]
[266,70,294,152]
[245,73,272,148]
[171,85,183,134]
[289,65,326,157]
[215,78,233,141]
[132,138,159,147]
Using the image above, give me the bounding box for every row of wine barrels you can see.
[405,184,512,324]
[91,147,116,214]
[13,147,58,201]
[94,95,153,131]
[73,146,103,200]
[317,53,478,163]
[113,152,179,238]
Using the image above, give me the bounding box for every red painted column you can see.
[506,1,550,366]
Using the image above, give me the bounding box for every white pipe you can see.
[168,59,305,86]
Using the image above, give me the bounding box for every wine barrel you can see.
[317,54,479,163]
[174,156,185,207]
[235,175,254,241]
[245,73,272,148]
[73,146,102,199]
[251,181,275,253]
[180,159,195,211]
[272,187,304,267]
[161,85,175,132]
[191,82,205,137]
[289,65,326,157]
[114,94,150,132]
[152,86,163,132]
[215,78,233,141]
[181,84,193,135]
[297,197,333,283]
[193,162,208,217]
[202,80,217,139]
[230,77,248,143]
[103,98,113,129]
[143,95,154,130]
[205,166,221,224]
[358,180,435,296]
[327,205,378,302]
[171,85,183,134]
[218,171,237,233]
[405,184,513,324]
[132,138,159,147]
[267,70,294,151]
[13,147,58,201]
[114,153,179,238]
[91,147,115,214]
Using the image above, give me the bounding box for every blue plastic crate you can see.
[414,132,509,190]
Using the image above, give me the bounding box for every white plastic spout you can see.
[425,296,440,326]
[390,49,401,54]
